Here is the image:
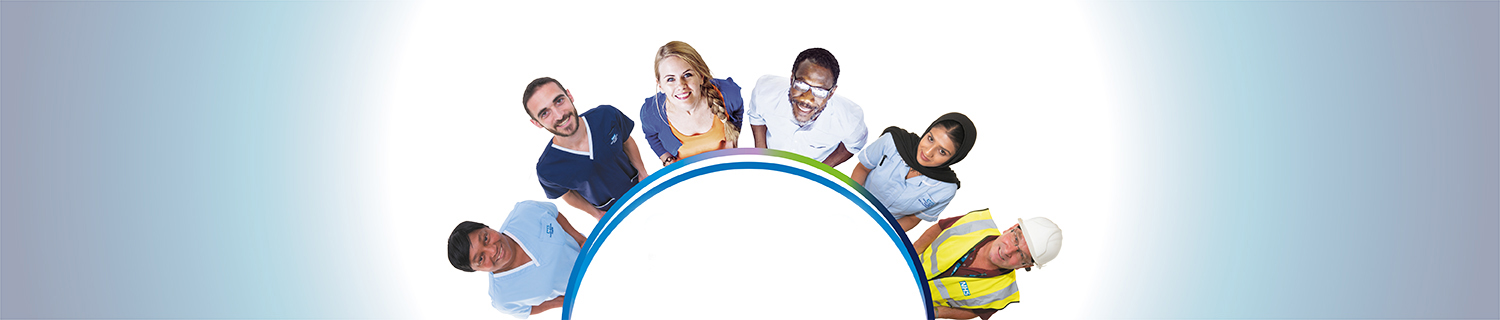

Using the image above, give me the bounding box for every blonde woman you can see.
[640,41,743,165]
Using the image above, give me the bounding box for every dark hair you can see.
[522,77,568,119]
[447,221,490,272]
[934,119,966,148]
[791,48,840,87]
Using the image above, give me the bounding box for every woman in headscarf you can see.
[850,112,976,231]
[639,41,743,166]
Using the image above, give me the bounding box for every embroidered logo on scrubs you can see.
[960,281,971,296]
[545,224,554,237]
[919,197,935,207]
[610,133,618,144]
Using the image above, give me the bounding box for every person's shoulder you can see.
[536,141,559,162]
[584,104,622,116]
[639,95,666,123]
[502,201,555,232]
[584,105,632,127]
[755,74,784,86]
[535,142,553,165]
[870,131,896,150]
[753,75,787,95]
[535,144,577,177]
[828,94,864,116]
[817,97,865,132]
[714,77,743,93]
[936,214,968,229]
[513,200,559,218]
[640,93,665,114]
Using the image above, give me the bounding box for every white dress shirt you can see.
[746,75,868,162]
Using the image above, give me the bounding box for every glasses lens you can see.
[793,81,829,98]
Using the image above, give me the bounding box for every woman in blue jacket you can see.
[640,41,743,165]
[850,113,977,231]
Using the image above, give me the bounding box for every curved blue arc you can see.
[562,154,933,320]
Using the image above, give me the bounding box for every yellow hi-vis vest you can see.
[920,209,1020,310]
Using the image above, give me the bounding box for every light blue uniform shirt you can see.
[489,201,581,318]
[857,132,958,221]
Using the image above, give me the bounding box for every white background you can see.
[573,154,925,319]
[378,1,1122,319]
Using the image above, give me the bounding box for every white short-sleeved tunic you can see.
[856,132,958,221]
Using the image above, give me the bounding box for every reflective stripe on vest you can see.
[920,209,1021,310]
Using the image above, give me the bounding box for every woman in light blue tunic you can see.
[850,113,976,231]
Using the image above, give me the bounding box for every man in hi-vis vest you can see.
[911,209,1064,319]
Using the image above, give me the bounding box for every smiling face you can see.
[466,227,515,274]
[656,56,704,110]
[524,82,581,137]
[787,60,837,124]
[916,126,959,167]
[987,224,1035,270]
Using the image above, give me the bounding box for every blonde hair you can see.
[654,41,739,146]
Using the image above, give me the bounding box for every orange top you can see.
[670,116,727,160]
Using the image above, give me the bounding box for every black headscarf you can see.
[883,112,976,188]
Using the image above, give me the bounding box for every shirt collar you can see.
[490,230,538,278]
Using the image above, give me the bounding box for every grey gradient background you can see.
[1092,1,1498,318]
[2,1,1496,319]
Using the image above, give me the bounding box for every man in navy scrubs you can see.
[523,77,650,219]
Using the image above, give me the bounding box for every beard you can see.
[546,112,581,137]
[789,100,824,126]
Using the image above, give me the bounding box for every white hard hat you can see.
[1017,217,1063,269]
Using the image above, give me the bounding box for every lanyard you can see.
[935,237,1010,279]
[939,243,986,278]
